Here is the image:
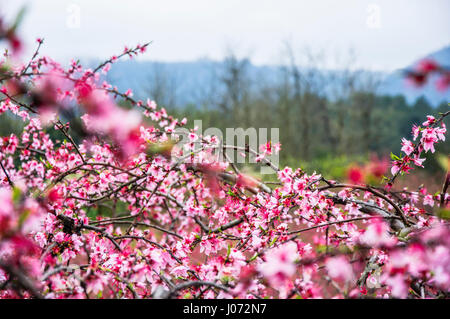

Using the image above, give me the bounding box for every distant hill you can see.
[100,58,283,107]
[89,45,450,107]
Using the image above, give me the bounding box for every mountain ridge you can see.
[89,45,450,107]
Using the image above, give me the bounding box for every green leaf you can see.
[437,208,450,220]
[12,186,22,203]
[316,244,327,253]
[221,276,231,285]
[269,236,278,247]
[436,153,449,171]
[390,152,400,161]
[18,209,31,227]
[11,7,27,32]
[183,292,192,299]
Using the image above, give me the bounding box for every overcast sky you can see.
[2,0,449,71]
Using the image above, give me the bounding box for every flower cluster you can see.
[0,9,449,300]
[406,58,450,91]
[390,115,446,181]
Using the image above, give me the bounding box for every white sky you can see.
[2,0,450,71]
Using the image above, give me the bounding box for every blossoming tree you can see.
[0,9,449,299]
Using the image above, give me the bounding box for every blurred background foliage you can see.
[1,52,448,194]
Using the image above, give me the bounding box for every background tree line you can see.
[1,48,448,180]
[149,49,450,178]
